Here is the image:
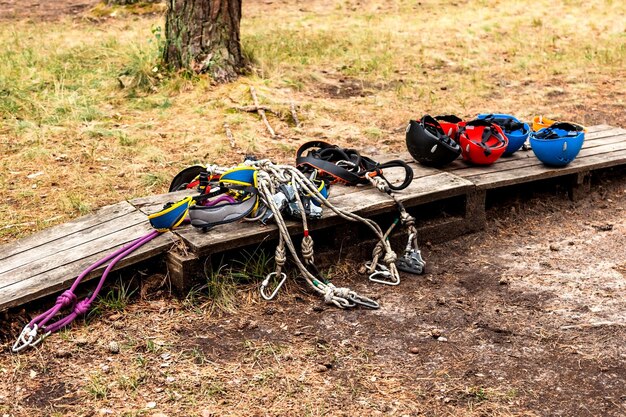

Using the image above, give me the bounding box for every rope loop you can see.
[56,290,77,308]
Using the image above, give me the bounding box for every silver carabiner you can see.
[365,262,400,286]
[12,324,38,353]
[260,272,287,301]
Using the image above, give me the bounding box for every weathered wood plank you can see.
[446,133,626,178]
[454,134,626,178]
[467,149,626,189]
[0,201,137,261]
[444,128,626,173]
[177,172,473,257]
[0,210,150,276]
[0,221,159,289]
[0,232,176,311]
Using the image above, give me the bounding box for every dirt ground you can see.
[1,170,624,417]
[1,1,625,416]
[0,0,96,20]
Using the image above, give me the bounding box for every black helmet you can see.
[406,115,461,167]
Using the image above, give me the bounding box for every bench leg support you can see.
[166,251,202,295]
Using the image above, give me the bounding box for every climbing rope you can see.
[248,160,380,308]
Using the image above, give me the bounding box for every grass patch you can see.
[0,0,625,244]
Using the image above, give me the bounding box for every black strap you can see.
[481,114,525,134]
[296,141,413,191]
[434,114,463,124]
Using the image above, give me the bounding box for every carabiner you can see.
[260,272,287,301]
[347,293,380,309]
[12,324,38,353]
[365,262,400,286]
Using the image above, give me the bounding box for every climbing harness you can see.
[12,198,193,352]
[296,141,425,279]
[477,113,530,155]
[406,115,462,167]
[530,122,585,166]
[458,119,508,165]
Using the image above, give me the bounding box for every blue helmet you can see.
[477,113,530,155]
[530,122,585,166]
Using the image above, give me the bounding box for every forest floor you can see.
[0,0,625,416]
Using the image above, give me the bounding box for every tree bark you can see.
[163,0,245,82]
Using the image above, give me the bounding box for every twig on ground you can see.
[560,321,623,330]
[224,122,236,148]
[249,86,276,137]
[290,102,301,128]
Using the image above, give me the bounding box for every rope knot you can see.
[301,235,315,263]
[56,290,77,308]
[274,244,287,267]
[383,251,397,265]
[333,287,352,299]
[323,286,335,304]
[73,299,92,316]
[400,211,415,227]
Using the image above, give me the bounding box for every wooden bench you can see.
[1,124,625,311]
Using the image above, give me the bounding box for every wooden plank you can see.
[467,149,626,189]
[177,172,473,257]
[443,128,626,174]
[0,221,158,289]
[0,232,176,311]
[0,201,137,261]
[455,135,626,182]
[446,133,626,178]
[0,210,150,275]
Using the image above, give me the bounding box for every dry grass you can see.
[1,0,625,243]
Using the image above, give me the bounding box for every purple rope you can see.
[29,229,161,334]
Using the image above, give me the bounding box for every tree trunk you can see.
[163,0,245,82]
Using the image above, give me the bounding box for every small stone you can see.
[549,244,560,251]
[75,337,88,347]
[100,364,110,374]
[409,347,419,354]
[99,408,114,415]
[315,364,329,373]
[172,324,183,332]
[499,277,510,285]
[146,401,157,409]
[108,313,122,321]
[112,321,124,330]
[54,350,72,359]
[108,341,120,354]
[430,328,442,338]
[29,369,37,379]
[437,336,448,342]
[436,297,446,305]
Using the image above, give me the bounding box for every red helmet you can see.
[458,119,508,165]
[434,115,463,142]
